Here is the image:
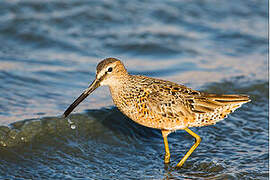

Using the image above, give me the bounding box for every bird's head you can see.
[63,57,127,118]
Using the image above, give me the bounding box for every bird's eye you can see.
[107,67,113,72]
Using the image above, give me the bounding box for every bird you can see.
[63,57,250,167]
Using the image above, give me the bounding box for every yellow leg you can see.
[176,128,201,167]
[161,130,171,164]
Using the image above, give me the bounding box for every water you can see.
[0,0,268,179]
[67,117,77,130]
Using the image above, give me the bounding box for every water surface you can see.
[0,0,268,179]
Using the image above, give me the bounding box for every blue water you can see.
[0,0,268,179]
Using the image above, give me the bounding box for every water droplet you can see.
[67,117,76,129]
[70,124,76,129]
[67,117,72,124]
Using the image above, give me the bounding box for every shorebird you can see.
[63,58,250,167]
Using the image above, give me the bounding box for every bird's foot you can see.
[164,153,170,164]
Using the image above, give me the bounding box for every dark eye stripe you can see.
[108,67,113,72]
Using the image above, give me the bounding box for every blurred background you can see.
[0,0,268,179]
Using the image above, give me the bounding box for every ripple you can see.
[0,0,268,179]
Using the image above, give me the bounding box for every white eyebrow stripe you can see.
[97,68,107,79]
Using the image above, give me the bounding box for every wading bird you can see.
[63,58,250,167]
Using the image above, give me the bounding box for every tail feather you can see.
[205,94,250,105]
[188,94,250,127]
[190,94,250,113]
[194,99,223,108]
[206,94,250,101]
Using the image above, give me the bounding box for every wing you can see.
[144,81,250,119]
[143,82,198,119]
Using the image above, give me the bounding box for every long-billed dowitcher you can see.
[63,58,250,167]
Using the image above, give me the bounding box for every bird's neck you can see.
[108,74,132,98]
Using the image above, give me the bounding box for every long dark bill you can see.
[63,79,100,118]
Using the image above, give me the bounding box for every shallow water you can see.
[0,0,268,179]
